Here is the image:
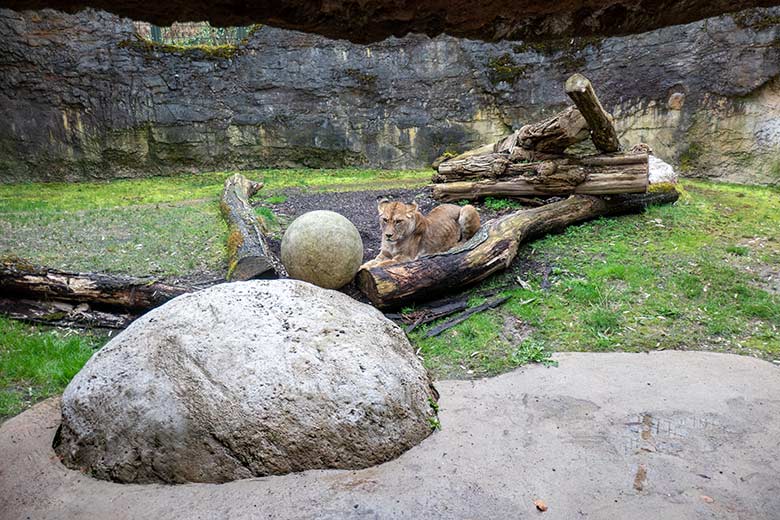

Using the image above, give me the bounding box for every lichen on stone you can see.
[486,53,528,85]
[118,35,239,59]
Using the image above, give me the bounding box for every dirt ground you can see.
[258,186,522,303]
[263,186,495,263]
[3,351,780,519]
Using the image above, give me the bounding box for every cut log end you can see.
[221,173,285,281]
[564,73,590,94]
[229,256,278,282]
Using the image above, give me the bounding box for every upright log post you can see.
[565,73,621,153]
[220,174,286,281]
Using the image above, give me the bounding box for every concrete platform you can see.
[2,351,779,519]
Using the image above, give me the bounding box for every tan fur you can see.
[361,200,480,269]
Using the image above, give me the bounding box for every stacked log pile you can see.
[431,73,648,203]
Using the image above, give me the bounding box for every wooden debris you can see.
[0,297,134,329]
[565,73,621,153]
[432,153,649,201]
[220,173,286,281]
[405,300,469,333]
[434,153,512,183]
[0,257,189,312]
[516,105,589,153]
[357,187,679,308]
[425,295,510,337]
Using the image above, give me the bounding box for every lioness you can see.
[361,199,480,269]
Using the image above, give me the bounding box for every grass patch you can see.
[483,197,521,211]
[412,180,780,377]
[0,168,430,213]
[0,317,105,421]
[0,175,778,415]
[0,168,429,277]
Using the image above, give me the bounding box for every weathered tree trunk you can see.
[434,153,512,183]
[0,297,134,329]
[220,173,286,281]
[0,257,189,312]
[433,142,496,169]
[516,105,590,153]
[432,153,648,200]
[358,186,678,308]
[565,73,621,153]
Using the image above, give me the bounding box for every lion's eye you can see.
[382,218,388,223]
[395,220,402,224]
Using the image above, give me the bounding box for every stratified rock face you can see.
[54,279,437,484]
[0,0,777,43]
[0,7,779,185]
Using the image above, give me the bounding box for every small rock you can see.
[668,92,686,110]
[534,499,548,512]
[649,155,678,185]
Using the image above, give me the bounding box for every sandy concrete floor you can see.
[2,351,779,520]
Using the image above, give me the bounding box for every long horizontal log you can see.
[435,151,646,184]
[432,154,648,201]
[434,153,512,183]
[357,186,679,308]
[0,297,134,329]
[565,73,621,153]
[0,257,190,312]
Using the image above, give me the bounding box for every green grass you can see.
[0,168,429,213]
[483,197,522,211]
[411,180,780,377]
[0,175,778,418]
[0,168,430,277]
[0,317,103,420]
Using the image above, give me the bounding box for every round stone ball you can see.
[281,210,363,289]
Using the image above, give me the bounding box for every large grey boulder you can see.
[54,280,437,484]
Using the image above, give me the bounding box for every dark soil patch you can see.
[262,186,440,263]
[258,186,554,304]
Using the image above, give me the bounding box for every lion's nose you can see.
[385,233,393,238]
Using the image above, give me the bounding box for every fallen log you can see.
[432,153,648,201]
[516,106,590,153]
[220,173,286,281]
[357,186,679,308]
[0,297,134,329]
[433,142,495,169]
[565,73,621,153]
[0,257,190,312]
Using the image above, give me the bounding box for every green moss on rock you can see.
[118,36,239,59]
[487,54,528,85]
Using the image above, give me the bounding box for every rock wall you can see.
[1,8,779,184]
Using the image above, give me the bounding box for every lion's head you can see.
[377,199,419,242]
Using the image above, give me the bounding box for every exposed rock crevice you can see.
[2,0,779,43]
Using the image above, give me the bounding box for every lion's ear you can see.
[410,202,419,212]
[377,198,391,214]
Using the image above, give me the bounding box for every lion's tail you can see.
[458,205,481,242]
